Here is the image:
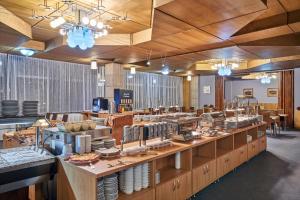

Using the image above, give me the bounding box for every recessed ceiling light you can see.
[20,49,35,56]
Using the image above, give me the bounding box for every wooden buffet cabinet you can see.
[57,122,267,200]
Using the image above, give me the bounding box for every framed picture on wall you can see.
[203,86,211,94]
[267,88,278,97]
[243,88,253,97]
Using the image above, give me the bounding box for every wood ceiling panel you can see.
[200,10,265,40]
[99,46,150,63]
[256,0,285,20]
[32,26,59,42]
[34,52,78,62]
[135,41,183,57]
[151,10,193,39]
[155,29,222,51]
[289,22,300,32]
[199,46,260,59]
[157,0,267,28]
[46,45,124,60]
[278,0,300,12]
[239,46,300,58]
[0,23,28,47]
[230,25,293,43]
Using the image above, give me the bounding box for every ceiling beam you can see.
[0,5,32,39]
[20,40,45,51]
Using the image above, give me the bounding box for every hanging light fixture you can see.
[256,73,276,84]
[161,66,169,75]
[49,7,112,50]
[130,67,136,74]
[81,16,90,25]
[187,75,192,81]
[91,60,98,69]
[146,50,152,66]
[211,59,240,76]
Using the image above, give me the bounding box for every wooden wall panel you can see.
[215,76,224,111]
[278,70,294,127]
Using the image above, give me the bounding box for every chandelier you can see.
[58,14,111,50]
[211,59,240,76]
[256,73,277,84]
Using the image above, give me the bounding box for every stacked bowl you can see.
[23,101,38,116]
[1,100,19,117]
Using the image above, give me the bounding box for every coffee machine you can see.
[92,97,108,112]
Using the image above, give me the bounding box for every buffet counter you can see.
[57,122,267,200]
[0,146,56,199]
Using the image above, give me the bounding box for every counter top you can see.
[62,122,266,178]
[0,146,55,174]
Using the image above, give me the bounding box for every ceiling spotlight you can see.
[97,21,104,29]
[91,60,98,69]
[187,75,192,81]
[90,19,97,26]
[20,49,35,57]
[146,60,151,66]
[59,28,66,35]
[130,67,136,74]
[50,16,65,28]
[82,16,90,25]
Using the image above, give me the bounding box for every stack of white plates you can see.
[91,141,104,151]
[119,167,134,194]
[133,165,142,192]
[96,179,105,200]
[104,139,116,149]
[142,163,150,189]
[23,101,38,116]
[104,173,118,200]
[1,100,19,117]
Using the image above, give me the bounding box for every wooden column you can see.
[215,76,224,111]
[278,70,294,127]
[183,77,191,111]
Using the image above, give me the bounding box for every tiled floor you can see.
[192,130,300,200]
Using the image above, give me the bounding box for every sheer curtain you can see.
[0,53,105,114]
[124,71,183,109]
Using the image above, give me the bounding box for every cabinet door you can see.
[206,160,216,184]
[259,136,267,152]
[233,145,248,168]
[192,165,207,193]
[248,140,259,159]
[223,152,233,175]
[239,145,248,165]
[176,172,192,200]
[156,179,176,200]
[216,155,226,179]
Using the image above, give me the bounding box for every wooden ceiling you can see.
[1,0,300,75]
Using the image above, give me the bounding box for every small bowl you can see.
[72,123,81,132]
